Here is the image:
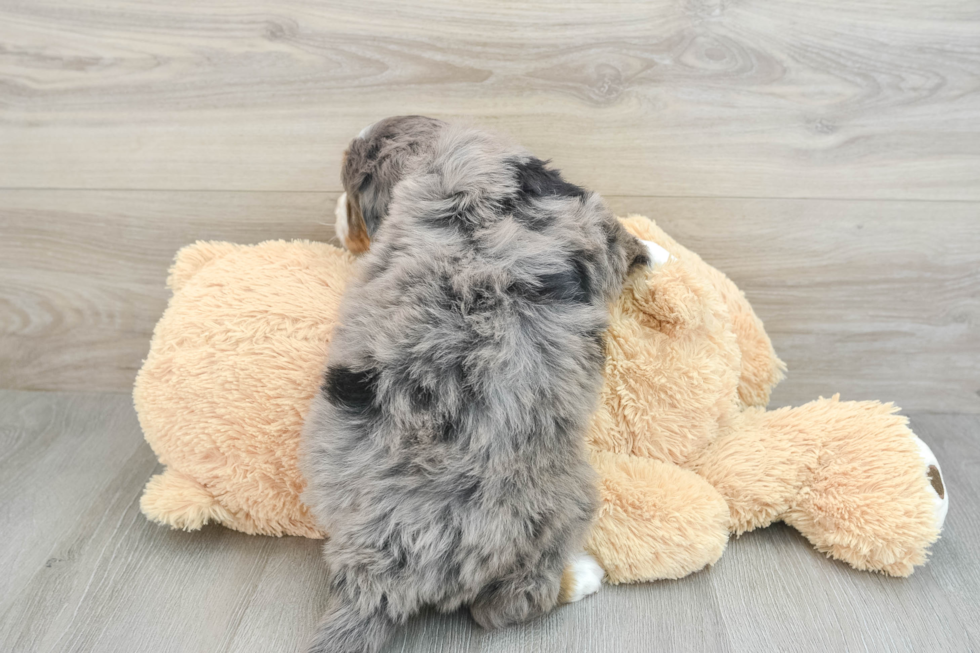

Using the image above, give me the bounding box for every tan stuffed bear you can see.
[135,215,947,583]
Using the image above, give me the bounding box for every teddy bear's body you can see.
[135,216,946,582]
[584,219,945,579]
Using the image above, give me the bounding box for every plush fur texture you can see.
[135,218,946,596]
[136,240,354,538]
[301,120,650,651]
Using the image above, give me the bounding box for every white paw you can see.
[334,192,349,246]
[641,239,673,267]
[912,435,948,531]
[565,552,604,603]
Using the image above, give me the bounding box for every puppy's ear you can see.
[341,137,386,245]
[357,174,384,236]
[344,193,373,254]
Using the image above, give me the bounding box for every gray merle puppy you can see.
[301,116,665,653]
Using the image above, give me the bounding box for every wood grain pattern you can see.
[1,391,977,652]
[0,190,336,393]
[606,196,980,414]
[2,191,977,413]
[2,0,979,198]
[2,0,978,650]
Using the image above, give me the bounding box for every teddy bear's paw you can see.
[559,552,605,604]
[913,435,948,531]
[641,239,673,267]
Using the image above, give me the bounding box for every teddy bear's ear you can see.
[626,262,715,334]
[167,241,241,293]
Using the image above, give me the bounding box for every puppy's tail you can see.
[307,594,395,653]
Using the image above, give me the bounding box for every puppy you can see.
[302,116,661,653]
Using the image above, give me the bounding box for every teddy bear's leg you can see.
[691,396,947,576]
[586,452,731,584]
[140,468,235,531]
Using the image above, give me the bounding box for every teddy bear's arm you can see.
[586,452,730,584]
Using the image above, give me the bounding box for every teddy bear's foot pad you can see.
[560,552,604,604]
[913,435,948,530]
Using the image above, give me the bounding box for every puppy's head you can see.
[336,115,445,253]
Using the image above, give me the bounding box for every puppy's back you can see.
[303,124,635,653]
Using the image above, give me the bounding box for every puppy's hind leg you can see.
[306,549,401,653]
[557,551,605,604]
[307,591,395,653]
[470,550,604,630]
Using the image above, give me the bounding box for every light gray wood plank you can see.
[0,390,330,653]
[386,569,732,653]
[710,523,970,653]
[911,413,980,650]
[0,391,150,616]
[1,0,978,199]
[0,190,339,393]
[218,538,332,653]
[2,392,977,652]
[607,196,980,414]
[704,412,980,653]
[3,191,977,414]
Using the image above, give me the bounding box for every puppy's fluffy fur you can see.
[302,117,649,653]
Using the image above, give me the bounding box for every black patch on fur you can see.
[533,268,590,304]
[571,257,593,302]
[511,205,555,232]
[514,158,587,200]
[515,256,593,305]
[503,157,586,233]
[322,365,379,413]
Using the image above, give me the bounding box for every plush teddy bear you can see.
[135,215,947,583]
[582,216,947,581]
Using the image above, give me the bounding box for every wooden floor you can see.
[2,0,979,651]
[0,390,977,652]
